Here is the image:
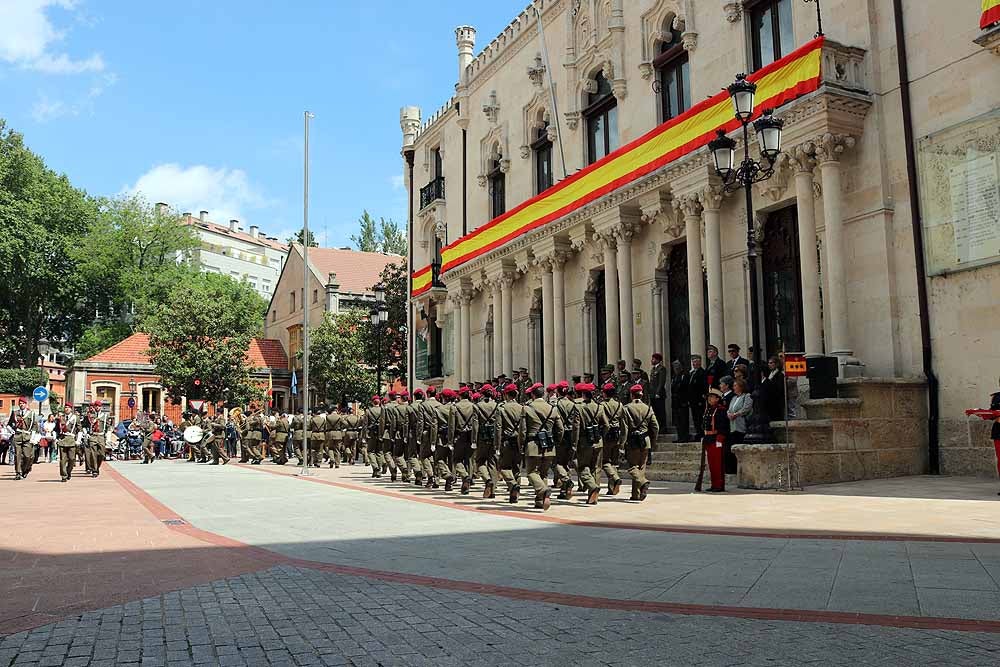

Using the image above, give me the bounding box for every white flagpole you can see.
[533,2,567,180]
[299,111,316,477]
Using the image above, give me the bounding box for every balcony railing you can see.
[420,176,445,210]
[430,259,446,288]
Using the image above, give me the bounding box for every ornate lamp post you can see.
[708,74,784,441]
[370,283,389,395]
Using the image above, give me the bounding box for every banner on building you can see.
[983,0,1000,29]
[784,354,808,378]
[411,264,432,298]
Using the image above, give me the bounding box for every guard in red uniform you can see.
[699,388,730,492]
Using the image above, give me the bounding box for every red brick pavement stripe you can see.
[106,464,1000,634]
[234,463,1000,545]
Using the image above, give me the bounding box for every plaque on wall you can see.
[917,110,1000,276]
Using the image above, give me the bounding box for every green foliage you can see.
[0,119,98,365]
[372,262,407,379]
[74,321,133,360]
[289,229,318,247]
[309,309,375,407]
[74,194,200,323]
[142,272,268,407]
[351,210,406,255]
[0,367,47,395]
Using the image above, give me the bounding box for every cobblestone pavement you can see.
[3,565,1000,667]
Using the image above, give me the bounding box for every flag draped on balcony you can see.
[983,0,1000,29]
[410,36,826,296]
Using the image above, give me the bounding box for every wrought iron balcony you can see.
[420,176,445,210]
[430,259,446,288]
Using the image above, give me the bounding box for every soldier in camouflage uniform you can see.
[497,383,526,503]
[474,385,502,499]
[419,388,441,487]
[433,389,456,491]
[599,382,626,496]
[553,382,579,499]
[449,386,478,495]
[574,383,609,505]
[522,383,564,511]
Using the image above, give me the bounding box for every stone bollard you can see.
[732,443,798,490]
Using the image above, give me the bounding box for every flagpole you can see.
[534,2,567,179]
[299,111,315,477]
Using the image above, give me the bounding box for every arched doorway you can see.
[665,244,690,366]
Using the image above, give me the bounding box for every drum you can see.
[183,425,205,444]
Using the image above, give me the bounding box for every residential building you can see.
[264,244,403,406]
[402,1,1000,482]
[155,204,289,300]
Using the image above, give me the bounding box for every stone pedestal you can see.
[733,443,799,490]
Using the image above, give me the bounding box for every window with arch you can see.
[654,24,690,123]
[585,71,618,165]
[488,154,506,219]
[749,0,794,71]
[532,117,553,194]
[290,290,296,313]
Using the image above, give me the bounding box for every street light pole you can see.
[708,74,784,442]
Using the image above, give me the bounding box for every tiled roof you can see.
[303,245,403,294]
[86,333,287,369]
[183,216,288,252]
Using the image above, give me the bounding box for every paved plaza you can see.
[2,460,1000,665]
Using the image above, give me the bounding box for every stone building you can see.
[154,204,289,301]
[401,1,1000,481]
[263,245,403,407]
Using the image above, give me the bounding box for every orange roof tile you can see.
[303,246,403,294]
[86,333,287,369]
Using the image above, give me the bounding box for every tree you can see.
[288,229,318,247]
[74,321,133,360]
[309,309,375,407]
[0,119,98,366]
[371,261,407,380]
[142,272,268,408]
[351,210,407,255]
[74,194,199,333]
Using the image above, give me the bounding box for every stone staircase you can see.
[644,435,737,486]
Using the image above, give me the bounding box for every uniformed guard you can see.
[696,388,730,493]
[272,413,290,464]
[204,414,231,465]
[140,413,156,464]
[394,390,413,482]
[325,404,345,469]
[291,410,305,464]
[553,382,579,499]
[308,406,326,467]
[419,388,441,487]
[434,389,456,490]
[11,397,37,480]
[624,384,658,500]
[449,386,478,494]
[408,389,426,485]
[190,409,210,463]
[343,408,361,465]
[574,383,608,504]
[497,383,526,503]
[474,385,501,499]
[82,402,104,477]
[523,383,564,510]
[244,403,265,465]
[362,396,385,477]
[599,382,625,496]
[56,404,78,482]
[516,368,532,404]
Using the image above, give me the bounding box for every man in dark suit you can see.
[670,360,690,442]
[705,345,728,390]
[649,353,668,435]
[727,344,752,374]
[687,355,708,439]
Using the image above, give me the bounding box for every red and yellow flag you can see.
[983,0,1000,29]
[411,264,432,298]
[411,37,825,295]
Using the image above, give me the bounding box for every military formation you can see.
[5,398,110,482]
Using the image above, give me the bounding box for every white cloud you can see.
[124,163,274,230]
[30,71,116,121]
[389,174,405,191]
[0,0,105,74]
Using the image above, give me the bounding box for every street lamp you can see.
[708,73,784,442]
[128,377,137,418]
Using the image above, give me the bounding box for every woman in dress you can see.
[726,379,754,474]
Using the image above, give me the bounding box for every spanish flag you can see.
[983,0,1000,29]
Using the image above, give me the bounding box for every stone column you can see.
[679,195,706,359]
[552,253,567,381]
[540,260,555,385]
[701,187,725,349]
[491,282,503,377]
[501,274,514,376]
[601,235,621,364]
[792,145,823,356]
[582,299,594,378]
[616,227,635,365]
[451,295,464,382]
[651,281,664,357]
[817,134,855,358]
[460,293,472,382]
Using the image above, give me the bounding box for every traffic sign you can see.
[32,386,48,403]
[127,397,136,408]
[784,354,807,378]
[189,400,205,412]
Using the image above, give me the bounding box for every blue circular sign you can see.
[32,386,48,403]
[127,397,136,408]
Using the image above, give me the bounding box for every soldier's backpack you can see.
[534,404,556,449]
[582,405,601,446]
[557,401,578,445]
[605,403,622,442]
[479,403,500,443]
[627,405,652,449]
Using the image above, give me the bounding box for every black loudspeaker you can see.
[806,356,839,399]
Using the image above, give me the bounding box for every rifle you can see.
[694,441,707,492]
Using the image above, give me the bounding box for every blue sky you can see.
[0,0,524,246]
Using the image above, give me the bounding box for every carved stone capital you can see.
[699,184,724,211]
[673,193,703,220]
[681,32,698,52]
[519,144,530,160]
[723,2,742,23]
[565,111,580,131]
[638,62,654,80]
[527,53,546,88]
[814,132,856,164]
[482,90,500,125]
[476,174,487,188]
[788,142,817,174]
